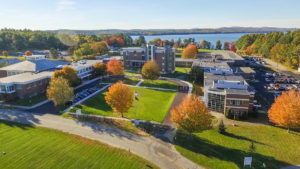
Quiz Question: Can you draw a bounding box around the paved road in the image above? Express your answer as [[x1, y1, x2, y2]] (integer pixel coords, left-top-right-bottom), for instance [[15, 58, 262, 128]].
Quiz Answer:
[[0, 109, 202, 169]]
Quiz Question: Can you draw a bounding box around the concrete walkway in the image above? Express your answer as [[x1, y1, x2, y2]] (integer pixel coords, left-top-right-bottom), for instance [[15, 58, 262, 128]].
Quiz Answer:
[[0, 110, 202, 169]]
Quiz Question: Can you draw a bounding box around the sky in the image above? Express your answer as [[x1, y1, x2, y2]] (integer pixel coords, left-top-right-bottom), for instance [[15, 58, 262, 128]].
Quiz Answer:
[[0, 0, 300, 30]]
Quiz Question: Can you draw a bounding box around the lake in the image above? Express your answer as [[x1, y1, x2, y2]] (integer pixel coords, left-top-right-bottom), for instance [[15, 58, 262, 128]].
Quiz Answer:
[[131, 33, 248, 47]]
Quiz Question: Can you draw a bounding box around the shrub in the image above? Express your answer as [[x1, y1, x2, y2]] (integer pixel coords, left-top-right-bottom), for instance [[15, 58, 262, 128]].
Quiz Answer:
[[218, 119, 226, 134], [225, 108, 232, 118]]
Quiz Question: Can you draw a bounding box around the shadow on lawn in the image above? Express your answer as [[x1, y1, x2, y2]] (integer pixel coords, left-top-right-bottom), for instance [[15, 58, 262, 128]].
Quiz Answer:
[[174, 130, 290, 169], [0, 110, 39, 129], [223, 132, 267, 146]]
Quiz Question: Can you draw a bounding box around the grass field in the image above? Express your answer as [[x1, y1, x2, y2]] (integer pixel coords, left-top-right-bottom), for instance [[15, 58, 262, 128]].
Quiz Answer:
[[162, 67, 191, 79], [102, 77, 140, 86], [0, 56, 26, 60], [141, 80, 177, 90], [11, 94, 48, 106], [0, 120, 158, 169], [71, 86, 176, 122], [175, 125, 300, 169]]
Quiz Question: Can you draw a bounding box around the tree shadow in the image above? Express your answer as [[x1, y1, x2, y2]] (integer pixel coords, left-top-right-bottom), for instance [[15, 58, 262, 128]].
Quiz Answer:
[[0, 110, 39, 129], [223, 132, 268, 146], [174, 131, 290, 169]]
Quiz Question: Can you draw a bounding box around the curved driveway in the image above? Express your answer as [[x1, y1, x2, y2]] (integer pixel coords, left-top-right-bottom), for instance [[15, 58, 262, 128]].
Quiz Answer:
[[0, 109, 202, 169]]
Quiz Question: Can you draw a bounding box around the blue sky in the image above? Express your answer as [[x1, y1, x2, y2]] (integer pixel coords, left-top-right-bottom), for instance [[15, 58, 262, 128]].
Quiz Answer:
[[0, 0, 299, 30]]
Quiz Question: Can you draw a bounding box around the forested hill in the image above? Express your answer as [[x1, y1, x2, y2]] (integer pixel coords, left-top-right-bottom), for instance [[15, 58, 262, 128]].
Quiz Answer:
[[48, 27, 297, 35]]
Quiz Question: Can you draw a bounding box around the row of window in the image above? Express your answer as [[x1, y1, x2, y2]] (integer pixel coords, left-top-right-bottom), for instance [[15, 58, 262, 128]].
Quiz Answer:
[[77, 66, 93, 74]]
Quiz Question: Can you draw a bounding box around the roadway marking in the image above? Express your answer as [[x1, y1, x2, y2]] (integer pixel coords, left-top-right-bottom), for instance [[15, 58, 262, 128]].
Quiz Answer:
[[158, 152, 186, 169]]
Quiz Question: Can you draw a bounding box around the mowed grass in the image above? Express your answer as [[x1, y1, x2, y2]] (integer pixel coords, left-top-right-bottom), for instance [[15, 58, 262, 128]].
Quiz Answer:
[[141, 80, 177, 90], [175, 125, 300, 169], [72, 87, 176, 122], [11, 94, 48, 106], [162, 67, 191, 79], [0, 120, 159, 169]]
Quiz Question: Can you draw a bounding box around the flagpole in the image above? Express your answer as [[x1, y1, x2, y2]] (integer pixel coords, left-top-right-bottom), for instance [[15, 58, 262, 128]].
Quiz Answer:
[[134, 90, 136, 119]]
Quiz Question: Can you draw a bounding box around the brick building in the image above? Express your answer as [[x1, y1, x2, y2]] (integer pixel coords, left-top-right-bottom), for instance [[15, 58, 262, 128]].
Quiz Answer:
[[121, 45, 175, 74]]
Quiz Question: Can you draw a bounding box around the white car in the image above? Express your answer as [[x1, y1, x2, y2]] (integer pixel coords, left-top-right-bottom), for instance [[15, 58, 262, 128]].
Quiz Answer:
[[265, 78, 271, 82]]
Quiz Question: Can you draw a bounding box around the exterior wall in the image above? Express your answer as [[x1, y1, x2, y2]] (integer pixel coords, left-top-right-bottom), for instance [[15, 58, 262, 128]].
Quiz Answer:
[[123, 46, 175, 74], [225, 93, 254, 114], [0, 70, 7, 78], [15, 78, 50, 99]]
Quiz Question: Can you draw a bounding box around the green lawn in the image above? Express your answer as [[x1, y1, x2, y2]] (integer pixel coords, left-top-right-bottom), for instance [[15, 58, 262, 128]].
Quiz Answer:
[[0, 56, 26, 60], [102, 77, 140, 86], [71, 87, 176, 122], [124, 71, 141, 76], [140, 80, 177, 90], [175, 125, 300, 169], [162, 67, 190, 79], [0, 120, 158, 169], [11, 94, 48, 106]]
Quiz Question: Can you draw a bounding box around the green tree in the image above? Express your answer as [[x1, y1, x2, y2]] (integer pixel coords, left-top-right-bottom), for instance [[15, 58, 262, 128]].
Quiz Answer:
[[218, 119, 226, 134], [134, 36, 146, 46], [216, 40, 222, 50], [189, 66, 204, 85], [49, 48, 59, 59]]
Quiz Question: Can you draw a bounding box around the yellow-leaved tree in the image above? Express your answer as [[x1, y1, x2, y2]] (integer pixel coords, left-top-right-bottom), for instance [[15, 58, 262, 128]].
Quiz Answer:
[[105, 81, 133, 117], [142, 60, 160, 80], [47, 77, 74, 106], [170, 94, 212, 133], [268, 89, 300, 132]]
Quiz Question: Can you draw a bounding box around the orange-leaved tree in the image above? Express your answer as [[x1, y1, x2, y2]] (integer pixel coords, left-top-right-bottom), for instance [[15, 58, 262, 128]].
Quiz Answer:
[[246, 43, 254, 55], [170, 94, 212, 133], [268, 89, 300, 132], [93, 62, 107, 77], [182, 44, 197, 59], [25, 50, 32, 56], [2, 50, 8, 58], [224, 41, 230, 50], [142, 60, 160, 80], [107, 58, 124, 76], [105, 81, 133, 117], [52, 66, 80, 87]]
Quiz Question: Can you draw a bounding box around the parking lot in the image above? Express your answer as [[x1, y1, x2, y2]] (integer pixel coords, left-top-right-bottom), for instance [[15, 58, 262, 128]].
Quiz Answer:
[[245, 57, 300, 108]]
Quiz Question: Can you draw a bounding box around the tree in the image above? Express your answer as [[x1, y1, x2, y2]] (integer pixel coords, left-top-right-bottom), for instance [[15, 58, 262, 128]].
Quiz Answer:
[[182, 44, 197, 59], [52, 66, 80, 87], [93, 62, 107, 77], [47, 77, 74, 106], [199, 40, 211, 49], [134, 36, 146, 46], [141, 60, 160, 80], [218, 119, 226, 134], [90, 41, 109, 55], [230, 45, 236, 52], [105, 81, 133, 117], [2, 50, 8, 58], [73, 43, 94, 60], [170, 95, 212, 133], [25, 50, 32, 56], [268, 89, 300, 132], [107, 58, 124, 76], [216, 40, 222, 50], [224, 41, 229, 50], [49, 48, 59, 59], [245, 44, 254, 55], [189, 66, 204, 85]]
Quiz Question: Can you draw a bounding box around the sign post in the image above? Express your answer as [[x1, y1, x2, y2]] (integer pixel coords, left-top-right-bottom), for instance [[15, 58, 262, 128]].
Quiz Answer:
[[244, 157, 252, 168]]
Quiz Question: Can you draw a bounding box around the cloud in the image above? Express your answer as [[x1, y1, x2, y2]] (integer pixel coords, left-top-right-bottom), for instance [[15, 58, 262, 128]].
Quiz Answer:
[[56, 0, 76, 11]]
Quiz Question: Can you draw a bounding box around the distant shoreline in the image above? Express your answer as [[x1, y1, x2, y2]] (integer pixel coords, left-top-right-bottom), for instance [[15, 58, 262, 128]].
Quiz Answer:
[[129, 32, 265, 36]]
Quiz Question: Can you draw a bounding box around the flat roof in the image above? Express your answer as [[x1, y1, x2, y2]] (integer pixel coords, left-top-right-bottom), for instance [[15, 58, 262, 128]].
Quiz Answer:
[[211, 51, 244, 61], [0, 71, 53, 84], [204, 72, 245, 87], [70, 60, 102, 69], [192, 59, 231, 70]]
